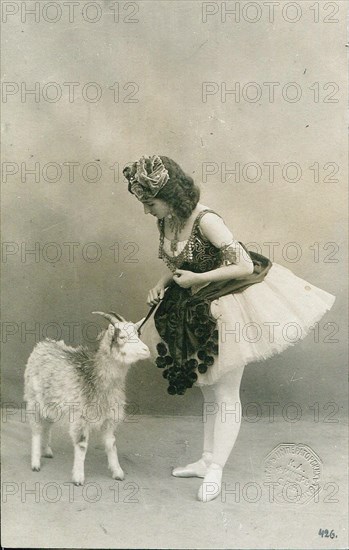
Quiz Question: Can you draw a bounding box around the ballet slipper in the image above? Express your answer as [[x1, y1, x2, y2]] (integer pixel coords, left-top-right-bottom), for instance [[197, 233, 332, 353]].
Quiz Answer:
[[197, 463, 223, 502], [172, 451, 212, 478]]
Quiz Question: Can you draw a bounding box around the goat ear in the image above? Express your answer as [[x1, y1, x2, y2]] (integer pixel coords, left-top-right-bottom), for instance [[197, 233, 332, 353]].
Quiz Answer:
[[96, 330, 104, 341], [107, 324, 115, 336], [108, 324, 121, 339], [134, 317, 145, 330]]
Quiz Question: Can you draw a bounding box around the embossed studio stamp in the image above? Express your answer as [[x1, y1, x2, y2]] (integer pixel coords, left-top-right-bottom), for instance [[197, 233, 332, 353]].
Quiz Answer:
[[264, 443, 322, 504]]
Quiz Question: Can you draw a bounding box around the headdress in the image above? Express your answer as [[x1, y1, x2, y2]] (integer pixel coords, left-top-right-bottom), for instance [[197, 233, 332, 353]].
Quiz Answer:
[[123, 155, 170, 201]]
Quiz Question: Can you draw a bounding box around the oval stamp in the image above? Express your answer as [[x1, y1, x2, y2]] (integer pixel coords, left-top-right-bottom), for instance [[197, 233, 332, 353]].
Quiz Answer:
[[264, 443, 322, 504]]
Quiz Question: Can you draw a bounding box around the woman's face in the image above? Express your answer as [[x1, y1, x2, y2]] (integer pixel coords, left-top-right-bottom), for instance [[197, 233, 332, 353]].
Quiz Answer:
[[141, 198, 171, 219]]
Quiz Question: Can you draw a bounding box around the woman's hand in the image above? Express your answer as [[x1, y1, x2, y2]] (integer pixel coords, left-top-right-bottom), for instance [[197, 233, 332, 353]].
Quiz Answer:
[[173, 269, 202, 289], [147, 284, 166, 307]]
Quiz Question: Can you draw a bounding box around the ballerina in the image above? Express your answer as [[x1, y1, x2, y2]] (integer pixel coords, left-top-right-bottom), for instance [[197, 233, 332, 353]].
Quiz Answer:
[[123, 155, 336, 503]]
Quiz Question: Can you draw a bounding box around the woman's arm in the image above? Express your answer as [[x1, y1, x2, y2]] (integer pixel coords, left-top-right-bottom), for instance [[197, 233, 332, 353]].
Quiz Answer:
[[196, 213, 254, 284], [156, 269, 173, 288], [147, 269, 173, 306], [197, 262, 253, 284], [146, 222, 174, 305]]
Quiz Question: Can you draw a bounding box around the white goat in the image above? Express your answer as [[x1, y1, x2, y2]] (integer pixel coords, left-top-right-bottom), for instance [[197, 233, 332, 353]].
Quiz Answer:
[[24, 311, 150, 485]]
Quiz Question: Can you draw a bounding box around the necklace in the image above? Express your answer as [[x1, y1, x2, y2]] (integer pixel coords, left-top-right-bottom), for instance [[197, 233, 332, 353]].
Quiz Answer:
[[167, 214, 186, 252], [170, 231, 179, 253]]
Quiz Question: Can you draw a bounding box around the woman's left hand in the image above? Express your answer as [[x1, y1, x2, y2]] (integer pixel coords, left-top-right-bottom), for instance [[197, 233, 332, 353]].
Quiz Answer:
[[173, 269, 202, 289]]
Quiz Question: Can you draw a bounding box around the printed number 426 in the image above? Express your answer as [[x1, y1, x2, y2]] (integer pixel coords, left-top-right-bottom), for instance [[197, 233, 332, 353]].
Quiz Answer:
[[318, 529, 337, 539]]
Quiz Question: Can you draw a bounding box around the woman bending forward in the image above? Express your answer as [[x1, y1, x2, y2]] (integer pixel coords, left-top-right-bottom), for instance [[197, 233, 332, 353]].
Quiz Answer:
[[123, 155, 336, 503]]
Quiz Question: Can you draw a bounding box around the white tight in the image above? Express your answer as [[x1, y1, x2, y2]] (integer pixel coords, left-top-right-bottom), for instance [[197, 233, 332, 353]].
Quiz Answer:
[[199, 366, 245, 468]]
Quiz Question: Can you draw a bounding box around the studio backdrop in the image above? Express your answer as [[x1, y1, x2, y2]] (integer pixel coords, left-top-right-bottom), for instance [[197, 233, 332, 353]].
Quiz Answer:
[[1, 1, 347, 416]]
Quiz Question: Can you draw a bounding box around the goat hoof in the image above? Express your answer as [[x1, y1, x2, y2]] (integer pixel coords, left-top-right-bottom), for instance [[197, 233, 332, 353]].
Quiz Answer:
[[32, 465, 40, 472], [72, 473, 85, 486], [112, 469, 125, 481]]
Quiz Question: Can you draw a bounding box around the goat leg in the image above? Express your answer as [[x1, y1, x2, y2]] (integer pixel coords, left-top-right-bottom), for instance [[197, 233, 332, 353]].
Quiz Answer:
[[31, 422, 42, 471], [102, 421, 125, 480], [42, 419, 54, 458], [70, 422, 89, 485], [26, 400, 42, 471]]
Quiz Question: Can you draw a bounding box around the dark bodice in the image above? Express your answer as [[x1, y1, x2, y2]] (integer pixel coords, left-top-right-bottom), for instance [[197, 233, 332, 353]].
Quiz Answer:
[[158, 209, 224, 273]]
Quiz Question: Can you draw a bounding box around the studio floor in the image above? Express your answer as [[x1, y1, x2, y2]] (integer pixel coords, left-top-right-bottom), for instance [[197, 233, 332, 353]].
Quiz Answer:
[[1, 411, 348, 549]]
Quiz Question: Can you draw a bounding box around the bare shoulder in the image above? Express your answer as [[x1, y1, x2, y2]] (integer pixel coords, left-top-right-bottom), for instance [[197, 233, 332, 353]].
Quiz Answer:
[[200, 210, 224, 224], [196, 204, 222, 221], [198, 209, 235, 247], [199, 207, 226, 230]]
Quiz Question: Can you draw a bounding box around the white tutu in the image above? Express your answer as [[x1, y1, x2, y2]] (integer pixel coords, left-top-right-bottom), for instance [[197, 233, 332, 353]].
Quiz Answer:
[[139, 263, 336, 386]]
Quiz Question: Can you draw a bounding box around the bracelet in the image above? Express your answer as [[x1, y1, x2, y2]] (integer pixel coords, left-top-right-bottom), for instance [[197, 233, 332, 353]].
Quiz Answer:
[[220, 240, 238, 266]]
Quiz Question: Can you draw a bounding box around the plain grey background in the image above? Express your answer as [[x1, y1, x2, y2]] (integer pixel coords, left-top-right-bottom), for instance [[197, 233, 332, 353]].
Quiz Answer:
[[1, 0, 347, 417]]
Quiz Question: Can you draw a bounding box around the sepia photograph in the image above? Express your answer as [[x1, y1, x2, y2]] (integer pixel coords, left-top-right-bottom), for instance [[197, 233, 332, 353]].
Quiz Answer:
[[1, 0, 348, 548]]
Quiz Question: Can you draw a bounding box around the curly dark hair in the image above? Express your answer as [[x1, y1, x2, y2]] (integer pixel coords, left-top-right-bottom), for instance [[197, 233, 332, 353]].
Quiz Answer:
[[124, 156, 200, 220]]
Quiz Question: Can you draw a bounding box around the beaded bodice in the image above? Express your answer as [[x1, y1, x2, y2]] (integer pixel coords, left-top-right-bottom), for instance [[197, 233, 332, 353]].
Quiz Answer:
[[158, 209, 224, 273]]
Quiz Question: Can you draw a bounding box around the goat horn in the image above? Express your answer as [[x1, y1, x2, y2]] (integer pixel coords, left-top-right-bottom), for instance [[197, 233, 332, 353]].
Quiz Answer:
[[108, 311, 127, 323], [92, 311, 120, 326]]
